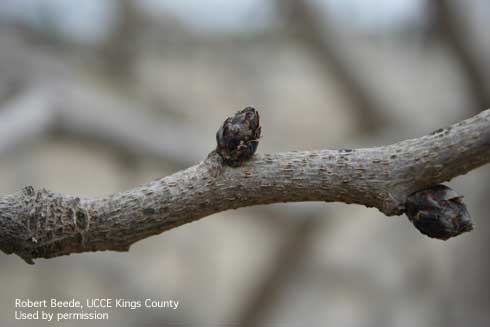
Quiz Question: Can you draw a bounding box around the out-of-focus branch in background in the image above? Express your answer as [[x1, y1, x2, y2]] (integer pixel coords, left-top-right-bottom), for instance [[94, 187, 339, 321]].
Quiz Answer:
[[428, 0, 490, 114], [99, 0, 142, 82], [277, 0, 391, 133], [236, 213, 325, 326], [0, 85, 204, 167]]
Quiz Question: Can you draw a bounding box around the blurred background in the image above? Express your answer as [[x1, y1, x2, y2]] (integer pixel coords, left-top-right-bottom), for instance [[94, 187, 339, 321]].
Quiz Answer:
[[1, 0, 490, 326]]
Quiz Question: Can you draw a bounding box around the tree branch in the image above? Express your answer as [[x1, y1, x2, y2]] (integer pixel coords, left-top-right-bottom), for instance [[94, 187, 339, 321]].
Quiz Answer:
[[1, 108, 490, 264]]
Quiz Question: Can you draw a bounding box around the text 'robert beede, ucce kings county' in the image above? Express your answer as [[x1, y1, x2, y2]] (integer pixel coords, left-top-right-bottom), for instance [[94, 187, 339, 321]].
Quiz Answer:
[[15, 298, 180, 310]]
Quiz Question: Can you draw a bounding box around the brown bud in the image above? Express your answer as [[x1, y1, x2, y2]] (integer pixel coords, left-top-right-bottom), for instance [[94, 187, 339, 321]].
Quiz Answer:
[[405, 185, 473, 240], [216, 107, 261, 167]]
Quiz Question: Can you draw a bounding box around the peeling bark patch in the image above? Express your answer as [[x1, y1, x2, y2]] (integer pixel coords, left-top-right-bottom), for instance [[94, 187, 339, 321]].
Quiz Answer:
[[75, 209, 88, 230], [143, 208, 156, 215], [55, 227, 63, 236], [23, 186, 35, 197], [28, 215, 37, 234]]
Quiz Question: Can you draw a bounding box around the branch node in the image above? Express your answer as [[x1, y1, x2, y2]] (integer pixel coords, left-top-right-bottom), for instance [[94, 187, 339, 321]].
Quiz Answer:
[[216, 107, 261, 167], [405, 185, 473, 240]]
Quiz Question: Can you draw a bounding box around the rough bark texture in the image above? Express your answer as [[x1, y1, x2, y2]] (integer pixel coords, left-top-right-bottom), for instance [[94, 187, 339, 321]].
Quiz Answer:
[[1, 109, 490, 264]]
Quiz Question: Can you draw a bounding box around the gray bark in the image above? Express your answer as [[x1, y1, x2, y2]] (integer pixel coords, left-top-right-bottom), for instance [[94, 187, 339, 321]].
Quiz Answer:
[[1, 109, 490, 264]]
